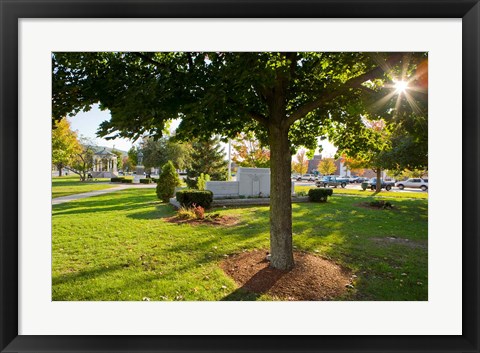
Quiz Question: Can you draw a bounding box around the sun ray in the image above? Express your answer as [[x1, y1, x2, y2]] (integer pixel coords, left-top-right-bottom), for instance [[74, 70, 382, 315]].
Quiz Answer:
[[404, 91, 423, 115]]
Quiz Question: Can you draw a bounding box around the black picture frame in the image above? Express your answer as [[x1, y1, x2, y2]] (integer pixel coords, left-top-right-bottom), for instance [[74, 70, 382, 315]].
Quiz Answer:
[[1, 1, 478, 352]]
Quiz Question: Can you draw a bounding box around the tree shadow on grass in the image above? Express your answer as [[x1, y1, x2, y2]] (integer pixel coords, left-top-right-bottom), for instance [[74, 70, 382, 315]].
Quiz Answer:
[[52, 263, 126, 286], [126, 205, 177, 220], [52, 196, 174, 217], [221, 266, 287, 301]]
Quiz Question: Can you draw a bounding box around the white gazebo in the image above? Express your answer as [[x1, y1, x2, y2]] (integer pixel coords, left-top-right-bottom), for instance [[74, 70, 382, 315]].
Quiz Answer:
[[91, 148, 118, 178]]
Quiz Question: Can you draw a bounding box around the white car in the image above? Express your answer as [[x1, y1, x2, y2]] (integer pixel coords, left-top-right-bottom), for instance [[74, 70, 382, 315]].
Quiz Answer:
[[297, 174, 317, 182], [395, 178, 428, 191]]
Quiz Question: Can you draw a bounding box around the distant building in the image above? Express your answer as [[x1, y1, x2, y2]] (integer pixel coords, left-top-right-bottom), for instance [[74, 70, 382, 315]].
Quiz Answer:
[[307, 154, 322, 173]]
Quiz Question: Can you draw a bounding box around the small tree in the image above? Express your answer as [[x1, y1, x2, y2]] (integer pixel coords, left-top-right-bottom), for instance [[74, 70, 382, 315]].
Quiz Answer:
[[156, 161, 181, 202], [291, 149, 309, 175], [318, 158, 337, 176], [197, 173, 211, 191], [65, 137, 95, 181]]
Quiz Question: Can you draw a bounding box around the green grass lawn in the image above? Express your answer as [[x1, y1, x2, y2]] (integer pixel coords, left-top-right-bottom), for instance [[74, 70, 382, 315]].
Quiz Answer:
[[52, 188, 428, 301], [52, 175, 120, 198], [295, 185, 428, 199]]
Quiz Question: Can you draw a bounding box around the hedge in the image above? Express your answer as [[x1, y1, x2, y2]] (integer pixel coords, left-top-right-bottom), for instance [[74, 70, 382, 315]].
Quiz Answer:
[[176, 189, 213, 209], [308, 188, 333, 202], [121, 179, 133, 184], [111, 177, 125, 182], [139, 178, 152, 184]]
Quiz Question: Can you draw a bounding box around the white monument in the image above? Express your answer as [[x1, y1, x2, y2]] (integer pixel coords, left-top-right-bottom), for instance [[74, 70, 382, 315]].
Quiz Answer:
[[206, 167, 294, 199]]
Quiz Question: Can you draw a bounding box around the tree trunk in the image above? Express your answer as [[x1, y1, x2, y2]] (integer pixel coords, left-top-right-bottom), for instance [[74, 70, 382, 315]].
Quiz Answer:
[[268, 125, 294, 270], [376, 168, 382, 192], [57, 163, 63, 176]]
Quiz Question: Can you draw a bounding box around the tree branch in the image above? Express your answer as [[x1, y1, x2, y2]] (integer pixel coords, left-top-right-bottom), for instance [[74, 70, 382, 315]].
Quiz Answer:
[[285, 53, 404, 127], [248, 111, 269, 127], [132, 52, 165, 69]]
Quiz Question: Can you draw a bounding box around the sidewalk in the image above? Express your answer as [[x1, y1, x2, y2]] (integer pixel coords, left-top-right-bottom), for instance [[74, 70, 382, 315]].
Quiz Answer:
[[52, 183, 156, 205]]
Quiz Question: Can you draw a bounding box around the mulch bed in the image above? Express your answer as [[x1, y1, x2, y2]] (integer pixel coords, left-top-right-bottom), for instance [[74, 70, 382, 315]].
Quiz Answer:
[[220, 249, 354, 300], [164, 215, 240, 226]]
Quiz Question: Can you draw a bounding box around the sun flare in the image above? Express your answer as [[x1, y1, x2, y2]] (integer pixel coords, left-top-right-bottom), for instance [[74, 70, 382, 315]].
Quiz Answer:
[[394, 80, 409, 93]]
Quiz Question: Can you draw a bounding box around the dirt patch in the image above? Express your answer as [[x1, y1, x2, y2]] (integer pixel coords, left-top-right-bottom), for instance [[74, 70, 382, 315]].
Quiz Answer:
[[164, 215, 240, 227], [355, 201, 397, 210], [220, 250, 354, 300], [371, 237, 427, 249]]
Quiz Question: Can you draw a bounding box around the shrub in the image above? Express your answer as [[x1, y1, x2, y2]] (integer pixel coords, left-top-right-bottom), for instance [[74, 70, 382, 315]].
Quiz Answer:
[[308, 188, 333, 202], [111, 177, 125, 182], [177, 206, 197, 220], [176, 204, 206, 220], [151, 177, 159, 183], [193, 204, 205, 219], [156, 161, 181, 202], [140, 178, 152, 184], [121, 179, 133, 184], [197, 173, 211, 191], [176, 189, 213, 209]]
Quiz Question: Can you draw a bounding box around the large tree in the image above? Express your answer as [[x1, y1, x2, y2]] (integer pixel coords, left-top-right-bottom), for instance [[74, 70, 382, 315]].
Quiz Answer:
[[52, 118, 81, 176], [53, 52, 422, 270], [141, 136, 192, 170]]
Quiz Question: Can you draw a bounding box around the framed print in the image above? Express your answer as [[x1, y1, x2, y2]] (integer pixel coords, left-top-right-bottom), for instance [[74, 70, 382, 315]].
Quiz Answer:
[[1, 0, 479, 352]]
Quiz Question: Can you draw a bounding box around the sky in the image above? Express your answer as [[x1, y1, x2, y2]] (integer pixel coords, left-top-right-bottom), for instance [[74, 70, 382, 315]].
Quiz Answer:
[[68, 104, 136, 152], [68, 104, 337, 157]]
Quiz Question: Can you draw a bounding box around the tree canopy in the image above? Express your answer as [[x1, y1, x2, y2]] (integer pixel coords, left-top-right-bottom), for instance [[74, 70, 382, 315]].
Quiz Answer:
[[53, 51, 426, 270]]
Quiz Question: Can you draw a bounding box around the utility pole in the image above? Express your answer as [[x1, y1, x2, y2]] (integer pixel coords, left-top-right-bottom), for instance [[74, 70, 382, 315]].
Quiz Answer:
[[227, 139, 232, 180]]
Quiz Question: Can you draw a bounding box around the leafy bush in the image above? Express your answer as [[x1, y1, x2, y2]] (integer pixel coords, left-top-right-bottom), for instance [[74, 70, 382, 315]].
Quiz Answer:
[[197, 173, 211, 191], [151, 177, 159, 183], [193, 204, 205, 219], [121, 179, 133, 184], [140, 178, 152, 184], [176, 189, 213, 209], [156, 161, 181, 202], [308, 188, 333, 202], [111, 177, 125, 182]]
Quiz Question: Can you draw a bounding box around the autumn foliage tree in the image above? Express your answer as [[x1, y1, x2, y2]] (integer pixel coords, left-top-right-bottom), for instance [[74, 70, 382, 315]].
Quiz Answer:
[[231, 132, 270, 168], [53, 51, 420, 270], [52, 118, 81, 176], [318, 158, 337, 176], [291, 149, 309, 175]]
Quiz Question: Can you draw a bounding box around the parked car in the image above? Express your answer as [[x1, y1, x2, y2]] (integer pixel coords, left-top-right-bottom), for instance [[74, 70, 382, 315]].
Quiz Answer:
[[297, 174, 317, 182], [348, 176, 360, 183], [356, 177, 369, 183], [316, 175, 348, 188], [395, 178, 428, 191], [369, 177, 395, 191]]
